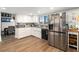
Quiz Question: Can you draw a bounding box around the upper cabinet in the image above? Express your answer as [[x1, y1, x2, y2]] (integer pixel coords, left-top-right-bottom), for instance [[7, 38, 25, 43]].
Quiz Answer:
[[32, 16, 39, 23], [16, 15, 30, 23], [1, 12, 12, 17], [16, 15, 39, 23], [1, 12, 15, 22]]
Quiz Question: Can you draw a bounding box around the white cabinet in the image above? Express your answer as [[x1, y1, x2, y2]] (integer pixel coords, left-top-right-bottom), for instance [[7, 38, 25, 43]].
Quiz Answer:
[[31, 27, 41, 39], [16, 15, 27, 23], [25, 28, 31, 36], [15, 27, 41, 39], [16, 15, 39, 23], [35, 31, 41, 39], [15, 28, 27, 39], [16, 15, 33, 23], [32, 16, 39, 23]]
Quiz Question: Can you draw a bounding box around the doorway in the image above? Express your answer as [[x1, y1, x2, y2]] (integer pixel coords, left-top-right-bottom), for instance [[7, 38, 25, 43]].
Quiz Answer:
[[1, 12, 15, 41]]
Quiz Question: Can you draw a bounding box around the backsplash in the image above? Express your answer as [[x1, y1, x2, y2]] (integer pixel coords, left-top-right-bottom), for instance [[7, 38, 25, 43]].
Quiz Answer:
[[16, 23, 40, 28]]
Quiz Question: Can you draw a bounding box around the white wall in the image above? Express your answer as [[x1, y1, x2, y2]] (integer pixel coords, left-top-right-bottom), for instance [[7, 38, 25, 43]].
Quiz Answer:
[[1, 20, 15, 31], [66, 8, 79, 29]]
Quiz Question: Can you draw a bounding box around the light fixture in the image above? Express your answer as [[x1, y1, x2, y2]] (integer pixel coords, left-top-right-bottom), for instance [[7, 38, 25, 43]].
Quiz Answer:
[[1, 7, 6, 10], [50, 7, 54, 10]]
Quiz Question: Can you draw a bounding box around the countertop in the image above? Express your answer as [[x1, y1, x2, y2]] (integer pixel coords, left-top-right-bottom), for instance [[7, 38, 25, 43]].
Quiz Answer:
[[49, 30, 66, 33], [16, 26, 41, 28], [16, 27, 41, 29], [68, 29, 79, 33], [49, 29, 79, 33]]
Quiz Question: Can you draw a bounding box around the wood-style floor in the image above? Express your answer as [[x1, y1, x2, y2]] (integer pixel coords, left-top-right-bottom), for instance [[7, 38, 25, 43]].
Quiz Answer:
[[0, 36, 62, 52]]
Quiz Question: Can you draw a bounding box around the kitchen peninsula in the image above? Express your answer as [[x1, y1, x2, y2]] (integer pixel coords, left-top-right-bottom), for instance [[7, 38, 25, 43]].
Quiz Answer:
[[15, 23, 41, 39]]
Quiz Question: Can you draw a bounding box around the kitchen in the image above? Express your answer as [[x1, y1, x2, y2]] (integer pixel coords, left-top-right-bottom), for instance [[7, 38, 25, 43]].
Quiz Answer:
[[0, 7, 79, 52]]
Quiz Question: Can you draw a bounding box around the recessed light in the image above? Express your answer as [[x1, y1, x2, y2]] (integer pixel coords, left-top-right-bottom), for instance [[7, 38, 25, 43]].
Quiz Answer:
[[1, 7, 6, 10], [50, 7, 54, 10]]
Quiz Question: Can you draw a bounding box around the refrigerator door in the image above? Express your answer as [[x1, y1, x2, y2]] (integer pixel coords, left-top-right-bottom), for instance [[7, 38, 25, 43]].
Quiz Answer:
[[54, 32, 60, 49], [54, 14, 60, 31], [60, 33, 67, 51], [51, 14, 55, 31], [60, 12, 67, 32], [48, 32, 55, 46]]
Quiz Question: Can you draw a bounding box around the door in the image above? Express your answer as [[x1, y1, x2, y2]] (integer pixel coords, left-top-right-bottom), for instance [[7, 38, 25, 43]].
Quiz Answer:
[[54, 32, 60, 49], [48, 32, 55, 46]]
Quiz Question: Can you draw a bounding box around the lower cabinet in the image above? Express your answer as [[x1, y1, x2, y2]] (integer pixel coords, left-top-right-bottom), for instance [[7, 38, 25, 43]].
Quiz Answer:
[[25, 28, 31, 36], [32, 28, 41, 39], [15, 28, 41, 39], [15, 28, 26, 39], [34, 31, 41, 39]]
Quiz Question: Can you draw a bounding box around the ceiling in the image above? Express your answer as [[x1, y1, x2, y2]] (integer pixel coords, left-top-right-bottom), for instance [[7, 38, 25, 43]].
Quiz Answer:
[[0, 7, 78, 15]]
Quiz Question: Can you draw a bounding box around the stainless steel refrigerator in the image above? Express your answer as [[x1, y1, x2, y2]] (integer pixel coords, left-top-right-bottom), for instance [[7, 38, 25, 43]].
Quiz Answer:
[[48, 12, 68, 51]]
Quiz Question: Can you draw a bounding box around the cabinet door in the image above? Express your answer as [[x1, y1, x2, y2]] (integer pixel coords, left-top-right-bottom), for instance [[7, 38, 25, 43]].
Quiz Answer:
[[60, 33, 67, 51], [48, 32, 55, 46], [54, 32, 60, 49], [32, 16, 39, 23], [26, 28, 32, 36], [35, 31, 41, 39]]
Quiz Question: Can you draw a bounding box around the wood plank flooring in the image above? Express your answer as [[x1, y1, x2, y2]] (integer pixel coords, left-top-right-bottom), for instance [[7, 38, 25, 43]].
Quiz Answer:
[[0, 36, 62, 52]]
